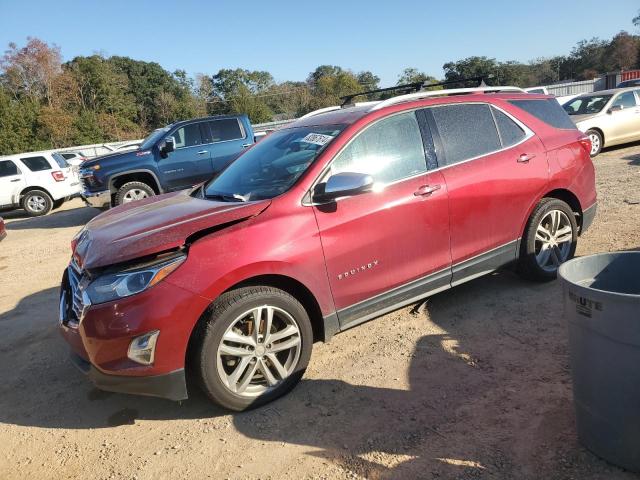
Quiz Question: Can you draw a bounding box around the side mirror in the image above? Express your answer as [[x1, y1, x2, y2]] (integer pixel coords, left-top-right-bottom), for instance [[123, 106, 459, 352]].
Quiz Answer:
[[607, 105, 623, 114], [160, 136, 175, 157], [312, 172, 374, 203]]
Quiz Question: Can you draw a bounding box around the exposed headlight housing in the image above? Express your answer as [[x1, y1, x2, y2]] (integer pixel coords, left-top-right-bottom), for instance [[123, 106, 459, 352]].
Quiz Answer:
[[86, 254, 186, 304]]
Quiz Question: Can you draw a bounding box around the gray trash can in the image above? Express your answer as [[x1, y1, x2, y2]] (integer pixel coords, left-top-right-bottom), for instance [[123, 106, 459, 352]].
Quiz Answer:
[[559, 252, 640, 471]]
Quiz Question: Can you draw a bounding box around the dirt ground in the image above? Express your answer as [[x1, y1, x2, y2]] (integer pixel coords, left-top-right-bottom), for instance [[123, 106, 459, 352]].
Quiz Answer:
[[1, 143, 639, 480]]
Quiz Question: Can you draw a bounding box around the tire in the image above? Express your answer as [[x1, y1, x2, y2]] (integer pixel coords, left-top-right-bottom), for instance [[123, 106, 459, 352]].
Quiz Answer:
[[52, 199, 64, 210], [586, 129, 602, 157], [518, 198, 578, 281], [22, 190, 53, 217], [193, 286, 313, 411], [114, 181, 155, 206]]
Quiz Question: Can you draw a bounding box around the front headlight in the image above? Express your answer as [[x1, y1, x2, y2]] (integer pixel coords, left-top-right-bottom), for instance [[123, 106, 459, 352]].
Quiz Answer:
[[86, 254, 186, 304]]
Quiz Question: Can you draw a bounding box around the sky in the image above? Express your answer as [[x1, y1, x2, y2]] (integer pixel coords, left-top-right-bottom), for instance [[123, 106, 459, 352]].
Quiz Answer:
[[0, 0, 638, 86]]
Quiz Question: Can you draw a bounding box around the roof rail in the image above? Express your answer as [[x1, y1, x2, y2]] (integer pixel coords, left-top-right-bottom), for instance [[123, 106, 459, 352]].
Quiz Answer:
[[368, 86, 526, 111], [299, 101, 378, 120], [339, 76, 492, 106]]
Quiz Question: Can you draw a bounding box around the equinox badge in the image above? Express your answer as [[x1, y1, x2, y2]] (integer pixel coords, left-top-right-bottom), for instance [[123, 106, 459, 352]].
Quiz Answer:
[[338, 260, 379, 280]]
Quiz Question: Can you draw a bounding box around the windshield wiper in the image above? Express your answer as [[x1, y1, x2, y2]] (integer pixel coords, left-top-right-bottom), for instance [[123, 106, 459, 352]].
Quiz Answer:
[[204, 192, 248, 202]]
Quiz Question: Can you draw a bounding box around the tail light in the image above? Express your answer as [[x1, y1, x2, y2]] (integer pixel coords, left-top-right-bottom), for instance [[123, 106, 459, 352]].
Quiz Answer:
[[578, 134, 592, 156], [51, 171, 65, 182]]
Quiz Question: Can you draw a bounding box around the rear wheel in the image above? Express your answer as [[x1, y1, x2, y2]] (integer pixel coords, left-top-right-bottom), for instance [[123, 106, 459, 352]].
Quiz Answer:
[[115, 181, 155, 206], [586, 129, 602, 157], [193, 286, 313, 411], [22, 190, 53, 217], [518, 198, 577, 281]]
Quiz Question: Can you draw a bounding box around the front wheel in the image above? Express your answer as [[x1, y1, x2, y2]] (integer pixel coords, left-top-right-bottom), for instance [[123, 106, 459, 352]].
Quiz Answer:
[[115, 181, 155, 206], [518, 198, 578, 281], [586, 129, 602, 157], [193, 286, 313, 411]]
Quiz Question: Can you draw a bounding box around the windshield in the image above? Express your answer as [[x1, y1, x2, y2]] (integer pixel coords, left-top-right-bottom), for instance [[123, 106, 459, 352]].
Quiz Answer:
[[139, 127, 171, 150], [203, 124, 344, 201], [563, 95, 612, 115]]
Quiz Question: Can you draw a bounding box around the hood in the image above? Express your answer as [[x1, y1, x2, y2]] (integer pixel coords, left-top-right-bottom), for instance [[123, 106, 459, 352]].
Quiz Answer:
[[74, 189, 271, 270], [570, 113, 600, 125], [81, 149, 142, 168]]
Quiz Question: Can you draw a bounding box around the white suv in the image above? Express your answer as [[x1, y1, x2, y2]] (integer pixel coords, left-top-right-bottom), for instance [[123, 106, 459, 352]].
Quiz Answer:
[[0, 152, 82, 216]]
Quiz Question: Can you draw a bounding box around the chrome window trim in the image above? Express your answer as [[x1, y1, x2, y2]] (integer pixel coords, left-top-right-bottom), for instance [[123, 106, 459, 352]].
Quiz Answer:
[[302, 102, 535, 207], [169, 118, 247, 151]]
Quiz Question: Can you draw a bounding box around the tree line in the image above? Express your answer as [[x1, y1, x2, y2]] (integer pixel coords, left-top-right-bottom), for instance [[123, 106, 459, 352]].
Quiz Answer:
[[1, 17, 639, 156]]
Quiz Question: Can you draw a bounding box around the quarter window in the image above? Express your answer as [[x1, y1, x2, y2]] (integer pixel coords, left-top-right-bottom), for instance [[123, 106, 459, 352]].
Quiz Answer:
[[173, 123, 203, 148], [328, 111, 427, 184], [509, 99, 575, 129], [0, 160, 19, 177], [431, 104, 501, 165], [21, 156, 52, 172], [209, 119, 244, 142], [611, 92, 637, 109], [491, 107, 526, 148]]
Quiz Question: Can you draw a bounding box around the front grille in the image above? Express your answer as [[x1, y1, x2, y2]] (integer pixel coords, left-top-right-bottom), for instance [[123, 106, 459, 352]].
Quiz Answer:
[[64, 259, 87, 326]]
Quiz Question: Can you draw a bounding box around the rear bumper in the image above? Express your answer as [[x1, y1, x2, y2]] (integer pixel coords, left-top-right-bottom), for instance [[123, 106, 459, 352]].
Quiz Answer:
[[581, 202, 597, 234], [70, 352, 188, 401], [82, 189, 110, 209]]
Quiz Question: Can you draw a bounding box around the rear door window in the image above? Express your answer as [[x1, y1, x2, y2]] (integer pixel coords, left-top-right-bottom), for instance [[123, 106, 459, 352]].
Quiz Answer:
[[21, 156, 52, 172], [430, 103, 501, 165], [491, 107, 527, 148], [209, 119, 244, 142], [0, 160, 19, 177], [509, 99, 575, 129], [611, 92, 637, 109]]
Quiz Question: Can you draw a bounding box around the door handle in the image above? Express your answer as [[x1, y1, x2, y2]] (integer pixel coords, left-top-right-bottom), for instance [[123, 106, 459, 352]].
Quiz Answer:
[[517, 153, 535, 163], [10, 179, 21, 182], [197, 150, 208, 155], [242, 143, 252, 148], [414, 184, 441, 196]]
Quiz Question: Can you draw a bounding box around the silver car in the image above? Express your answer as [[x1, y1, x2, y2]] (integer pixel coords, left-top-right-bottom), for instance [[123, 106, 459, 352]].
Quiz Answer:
[[563, 87, 640, 156]]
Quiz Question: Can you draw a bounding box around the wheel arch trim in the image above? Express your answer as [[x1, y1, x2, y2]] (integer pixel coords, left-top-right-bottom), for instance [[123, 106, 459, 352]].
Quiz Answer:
[[108, 170, 163, 194]]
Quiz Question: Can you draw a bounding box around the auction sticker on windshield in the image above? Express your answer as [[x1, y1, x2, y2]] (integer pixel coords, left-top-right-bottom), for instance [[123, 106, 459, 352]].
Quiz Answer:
[[301, 133, 334, 146]]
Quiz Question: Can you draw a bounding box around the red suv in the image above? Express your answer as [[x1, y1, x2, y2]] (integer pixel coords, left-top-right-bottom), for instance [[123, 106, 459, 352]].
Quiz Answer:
[[59, 88, 596, 410]]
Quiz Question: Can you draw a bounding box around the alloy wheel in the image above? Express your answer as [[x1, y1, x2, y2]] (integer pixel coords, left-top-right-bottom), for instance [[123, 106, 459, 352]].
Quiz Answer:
[[122, 189, 149, 203], [27, 195, 47, 213], [589, 133, 600, 156], [216, 305, 302, 398], [534, 210, 573, 272]]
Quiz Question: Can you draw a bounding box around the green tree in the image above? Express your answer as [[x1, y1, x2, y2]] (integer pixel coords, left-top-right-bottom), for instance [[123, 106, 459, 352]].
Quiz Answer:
[[356, 71, 380, 90], [443, 56, 501, 86], [604, 31, 639, 71], [397, 67, 437, 85], [305, 65, 363, 108], [0, 89, 43, 154], [207, 68, 274, 122]]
